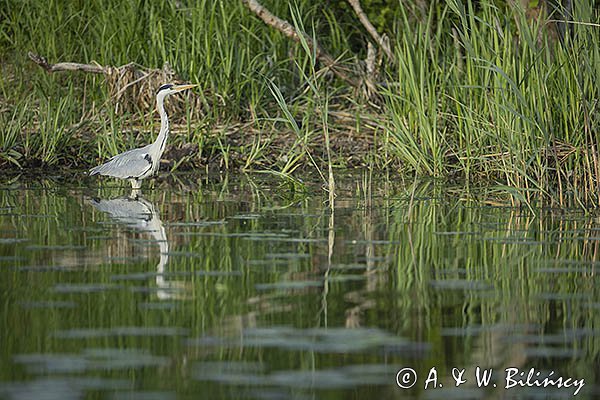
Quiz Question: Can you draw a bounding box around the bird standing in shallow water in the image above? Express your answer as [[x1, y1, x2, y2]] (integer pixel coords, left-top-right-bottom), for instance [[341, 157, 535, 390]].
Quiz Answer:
[[90, 83, 197, 190]]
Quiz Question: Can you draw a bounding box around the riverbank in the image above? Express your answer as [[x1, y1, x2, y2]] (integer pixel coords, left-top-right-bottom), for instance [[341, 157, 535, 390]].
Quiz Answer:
[[1, 0, 599, 207]]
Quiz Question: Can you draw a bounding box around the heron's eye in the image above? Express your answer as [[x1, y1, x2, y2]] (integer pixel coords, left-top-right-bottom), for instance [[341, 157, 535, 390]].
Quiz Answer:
[[156, 84, 173, 94]]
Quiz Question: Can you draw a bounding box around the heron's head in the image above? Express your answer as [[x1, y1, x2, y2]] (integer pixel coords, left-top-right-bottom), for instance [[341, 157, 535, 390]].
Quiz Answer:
[[156, 83, 198, 98]]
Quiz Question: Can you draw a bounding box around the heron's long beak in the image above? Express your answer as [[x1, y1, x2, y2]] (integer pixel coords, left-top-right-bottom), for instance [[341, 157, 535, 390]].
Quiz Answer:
[[172, 84, 198, 92]]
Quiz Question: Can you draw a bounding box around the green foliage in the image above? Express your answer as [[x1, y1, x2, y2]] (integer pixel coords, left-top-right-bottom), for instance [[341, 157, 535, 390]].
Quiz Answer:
[[359, 0, 400, 32], [383, 0, 600, 206], [0, 0, 599, 206]]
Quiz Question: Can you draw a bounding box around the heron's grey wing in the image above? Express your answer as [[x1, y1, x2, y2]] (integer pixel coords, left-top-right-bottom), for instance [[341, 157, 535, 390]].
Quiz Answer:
[[89, 145, 153, 179]]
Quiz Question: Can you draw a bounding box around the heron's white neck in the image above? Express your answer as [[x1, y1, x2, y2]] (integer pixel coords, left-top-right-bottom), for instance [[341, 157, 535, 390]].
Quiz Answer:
[[152, 94, 169, 157]]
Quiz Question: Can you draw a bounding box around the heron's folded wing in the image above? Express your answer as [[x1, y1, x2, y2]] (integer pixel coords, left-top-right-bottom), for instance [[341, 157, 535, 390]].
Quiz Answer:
[[89, 147, 153, 179]]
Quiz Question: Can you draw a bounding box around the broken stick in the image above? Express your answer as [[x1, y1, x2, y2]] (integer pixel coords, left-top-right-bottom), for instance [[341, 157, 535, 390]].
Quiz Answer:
[[346, 0, 395, 63], [241, 0, 361, 88], [28, 52, 108, 74]]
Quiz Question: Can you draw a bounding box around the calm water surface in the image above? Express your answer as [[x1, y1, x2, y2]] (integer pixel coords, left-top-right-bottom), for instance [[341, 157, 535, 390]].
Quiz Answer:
[[0, 173, 599, 399]]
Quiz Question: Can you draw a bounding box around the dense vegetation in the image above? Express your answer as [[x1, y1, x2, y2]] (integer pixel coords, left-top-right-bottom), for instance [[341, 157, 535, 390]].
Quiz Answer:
[[1, 0, 599, 207]]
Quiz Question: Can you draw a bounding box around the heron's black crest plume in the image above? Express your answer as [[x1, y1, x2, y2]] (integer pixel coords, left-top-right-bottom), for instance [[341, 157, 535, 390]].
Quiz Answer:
[[157, 84, 173, 93]]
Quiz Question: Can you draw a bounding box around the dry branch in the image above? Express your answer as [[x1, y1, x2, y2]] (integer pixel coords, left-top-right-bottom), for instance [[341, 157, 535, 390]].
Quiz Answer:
[[346, 0, 395, 63], [363, 42, 380, 101], [241, 0, 361, 88], [27, 52, 202, 118], [28, 52, 107, 74]]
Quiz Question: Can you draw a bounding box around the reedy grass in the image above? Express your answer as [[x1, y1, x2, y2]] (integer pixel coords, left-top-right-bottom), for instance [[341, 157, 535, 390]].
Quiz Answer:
[[383, 0, 600, 206], [0, 0, 599, 206]]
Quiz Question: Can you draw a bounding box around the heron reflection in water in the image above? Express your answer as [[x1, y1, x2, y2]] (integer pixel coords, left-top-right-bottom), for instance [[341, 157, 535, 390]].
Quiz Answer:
[[89, 193, 187, 299]]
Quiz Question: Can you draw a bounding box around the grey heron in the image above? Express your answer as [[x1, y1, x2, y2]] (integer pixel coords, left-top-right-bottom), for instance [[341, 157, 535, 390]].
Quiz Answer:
[[90, 83, 197, 190]]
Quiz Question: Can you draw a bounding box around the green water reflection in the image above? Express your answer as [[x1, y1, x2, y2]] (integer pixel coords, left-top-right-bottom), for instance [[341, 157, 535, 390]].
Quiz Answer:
[[0, 174, 599, 399]]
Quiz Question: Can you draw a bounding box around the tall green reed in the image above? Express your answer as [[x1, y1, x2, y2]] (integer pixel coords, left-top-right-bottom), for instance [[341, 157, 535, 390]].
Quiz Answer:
[[264, 2, 348, 202], [382, 0, 600, 206], [382, 3, 449, 177]]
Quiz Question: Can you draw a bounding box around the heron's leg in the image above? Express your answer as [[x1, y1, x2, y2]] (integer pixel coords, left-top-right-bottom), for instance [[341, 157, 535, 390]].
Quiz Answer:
[[130, 179, 142, 190], [128, 188, 142, 200]]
